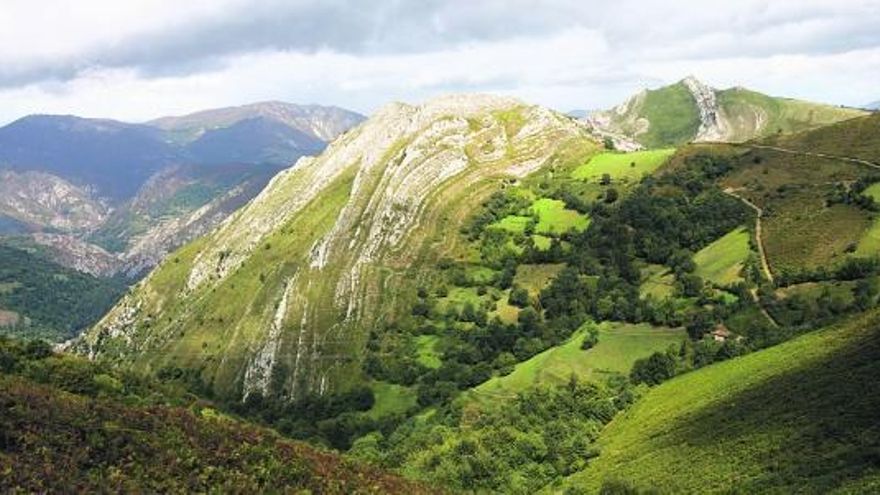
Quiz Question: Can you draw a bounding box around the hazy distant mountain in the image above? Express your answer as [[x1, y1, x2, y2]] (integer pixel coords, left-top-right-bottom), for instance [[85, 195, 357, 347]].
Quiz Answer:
[[0, 115, 177, 202], [0, 103, 363, 270], [864, 100, 880, 110], [149, 101, 365, 144]]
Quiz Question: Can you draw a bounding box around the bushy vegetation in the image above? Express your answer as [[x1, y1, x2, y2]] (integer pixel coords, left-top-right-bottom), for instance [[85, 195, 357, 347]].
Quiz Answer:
[[359, 377, 636, 494], [0, 337, 426, 493]]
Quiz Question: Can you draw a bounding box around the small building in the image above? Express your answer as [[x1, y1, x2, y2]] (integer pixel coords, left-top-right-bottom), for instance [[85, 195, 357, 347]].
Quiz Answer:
[[711, 324, 732, 342]]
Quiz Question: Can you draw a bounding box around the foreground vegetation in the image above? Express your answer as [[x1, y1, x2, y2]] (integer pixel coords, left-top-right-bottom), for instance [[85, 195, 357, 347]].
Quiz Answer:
[[556, 309, 880, 493], [0, 337, 428, 493]]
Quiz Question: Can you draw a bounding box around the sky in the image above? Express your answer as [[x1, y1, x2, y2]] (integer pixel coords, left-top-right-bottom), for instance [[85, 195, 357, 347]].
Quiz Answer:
[[0, 0, 878, 124]]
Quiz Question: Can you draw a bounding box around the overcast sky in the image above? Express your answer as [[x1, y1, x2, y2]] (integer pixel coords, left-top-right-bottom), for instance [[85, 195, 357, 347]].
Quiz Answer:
[[0, 0, 878, 124]]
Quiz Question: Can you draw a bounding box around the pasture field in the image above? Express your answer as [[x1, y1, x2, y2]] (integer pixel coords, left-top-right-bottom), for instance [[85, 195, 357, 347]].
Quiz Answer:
[[464, 321, 684, 408], [366, 382, 418, 419], [529, 198, 589, 235], [572, 148, 676, 183], [693, 226, 750, 286]]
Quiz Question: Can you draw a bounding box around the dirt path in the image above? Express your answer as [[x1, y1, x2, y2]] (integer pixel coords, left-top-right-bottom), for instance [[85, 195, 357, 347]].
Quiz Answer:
[[724, 188, 774, 284], [750, 144, 880, 171], [723, 188, 780, 328]]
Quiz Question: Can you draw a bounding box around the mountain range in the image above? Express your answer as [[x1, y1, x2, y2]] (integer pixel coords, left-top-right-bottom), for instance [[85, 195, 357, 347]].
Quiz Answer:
[[0, 102, 363, 276], [3, 79, 880, 492], [0, 101, 364, 339]]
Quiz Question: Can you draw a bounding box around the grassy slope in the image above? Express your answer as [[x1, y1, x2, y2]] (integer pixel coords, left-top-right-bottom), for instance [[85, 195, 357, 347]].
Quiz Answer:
[[636, 83, 702, 148], [714, 144, 872, 274], [718, 89, 867, 142], [367, 381, 418, 419], [572, 149, 676, 183], [768, 112, 880, 162], [530, 198, 590, 235], [556, 310, 880, 494], [0, 375, 427, 493], [463, 322, 684, 408], [693, 226, 750, 286]]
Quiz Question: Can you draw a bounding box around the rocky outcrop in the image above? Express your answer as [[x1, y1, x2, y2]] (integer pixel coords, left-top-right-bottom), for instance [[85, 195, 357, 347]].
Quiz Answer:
[[0, 170, 108, 232], [682, 76, 730, 142]]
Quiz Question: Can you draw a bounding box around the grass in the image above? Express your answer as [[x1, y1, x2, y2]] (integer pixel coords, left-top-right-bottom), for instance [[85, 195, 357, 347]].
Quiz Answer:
[[862, 182, 880, 202], [719, 145, 874, 274], [532, 234, 552, 251], [856, 215, 880, 256], [639, 264, 675, 299], [488, 215, 531, 234], [366, 381, 418, 419], [529, 198, 589, 235], [513, 263, 564, 297], [693, 226, 751, 286], [414, 335, 442, 369], [464, 322, 684, 408], [556, 310, 880, 494], [636, 82, 702, 148], [571, 149, 676, 183]]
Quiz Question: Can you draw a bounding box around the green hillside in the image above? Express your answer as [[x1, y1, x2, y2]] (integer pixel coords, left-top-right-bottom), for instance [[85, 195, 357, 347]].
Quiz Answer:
[[554, 309, 880, 494], [0, 245, 125, 341], [591, 78, 866, 148], [0, 337, 428, 493]]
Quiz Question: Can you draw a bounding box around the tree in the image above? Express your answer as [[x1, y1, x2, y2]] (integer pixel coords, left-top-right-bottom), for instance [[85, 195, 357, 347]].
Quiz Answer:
[[508, 285, 530, 308], [604, 187, 619, 203], [600, 173, 612, 186], [603, 137, 615, 150], [630, 351, 677, 385]]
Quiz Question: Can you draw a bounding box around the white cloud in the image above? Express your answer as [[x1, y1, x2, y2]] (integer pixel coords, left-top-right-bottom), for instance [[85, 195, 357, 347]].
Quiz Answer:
[[0, 0, 877, 123]]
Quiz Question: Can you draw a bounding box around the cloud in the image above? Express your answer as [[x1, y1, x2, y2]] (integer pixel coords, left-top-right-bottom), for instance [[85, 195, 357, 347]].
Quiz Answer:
[[0, 0, 877, 122]]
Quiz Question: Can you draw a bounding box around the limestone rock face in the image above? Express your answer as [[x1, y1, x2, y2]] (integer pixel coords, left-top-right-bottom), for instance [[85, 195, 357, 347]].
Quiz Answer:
[[74, 94, 595, 402], [682, 76, 730, 142]]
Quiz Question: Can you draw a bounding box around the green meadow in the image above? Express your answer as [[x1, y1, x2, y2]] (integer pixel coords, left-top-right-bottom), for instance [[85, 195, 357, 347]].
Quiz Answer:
[[572, 148, 676, 183], [464, 321, 684, 407], [693, 226, 751, 286]]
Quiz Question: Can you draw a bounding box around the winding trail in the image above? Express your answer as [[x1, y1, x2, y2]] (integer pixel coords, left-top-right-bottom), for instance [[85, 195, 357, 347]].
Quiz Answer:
[[723, 187, 779, 328], [749, 144, 880, 171]]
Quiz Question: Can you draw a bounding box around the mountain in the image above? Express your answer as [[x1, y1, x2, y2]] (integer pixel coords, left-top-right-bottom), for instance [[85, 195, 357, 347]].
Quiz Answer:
[[71, 97, 880, 492], [149, 101, 366, 145], [0, 115, 177, 202], [74, 94, 597, 401], [0, 102, 364, 340], [586, 76, 868, 148], [864, 100, 880, 110]]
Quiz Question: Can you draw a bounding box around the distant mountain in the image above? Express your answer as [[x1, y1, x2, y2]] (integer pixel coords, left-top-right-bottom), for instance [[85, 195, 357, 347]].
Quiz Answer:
[[566, 109, 589, 119], [0, 102, 364, 341], [864, 100, 880, 110], [586, 76, 868, 148], [0, 115, 177, 202], [149, 101, 365, 144]]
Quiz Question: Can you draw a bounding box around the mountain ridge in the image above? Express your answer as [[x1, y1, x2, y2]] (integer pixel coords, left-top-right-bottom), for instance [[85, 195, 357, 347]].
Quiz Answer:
[[585, 77, 867, 148]]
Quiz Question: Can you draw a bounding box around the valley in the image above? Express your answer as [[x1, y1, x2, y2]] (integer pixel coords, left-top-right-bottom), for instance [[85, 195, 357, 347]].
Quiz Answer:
[[4, 83, 880, 493]]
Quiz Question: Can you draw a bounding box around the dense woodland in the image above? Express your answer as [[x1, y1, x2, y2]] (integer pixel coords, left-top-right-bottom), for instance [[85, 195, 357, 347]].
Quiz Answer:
[[0, 245, 126, 341]]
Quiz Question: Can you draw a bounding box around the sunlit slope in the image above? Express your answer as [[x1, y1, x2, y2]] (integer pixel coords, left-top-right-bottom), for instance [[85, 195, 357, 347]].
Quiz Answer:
[[553, 310, 880, 494], [74, 95, 597, 402]]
